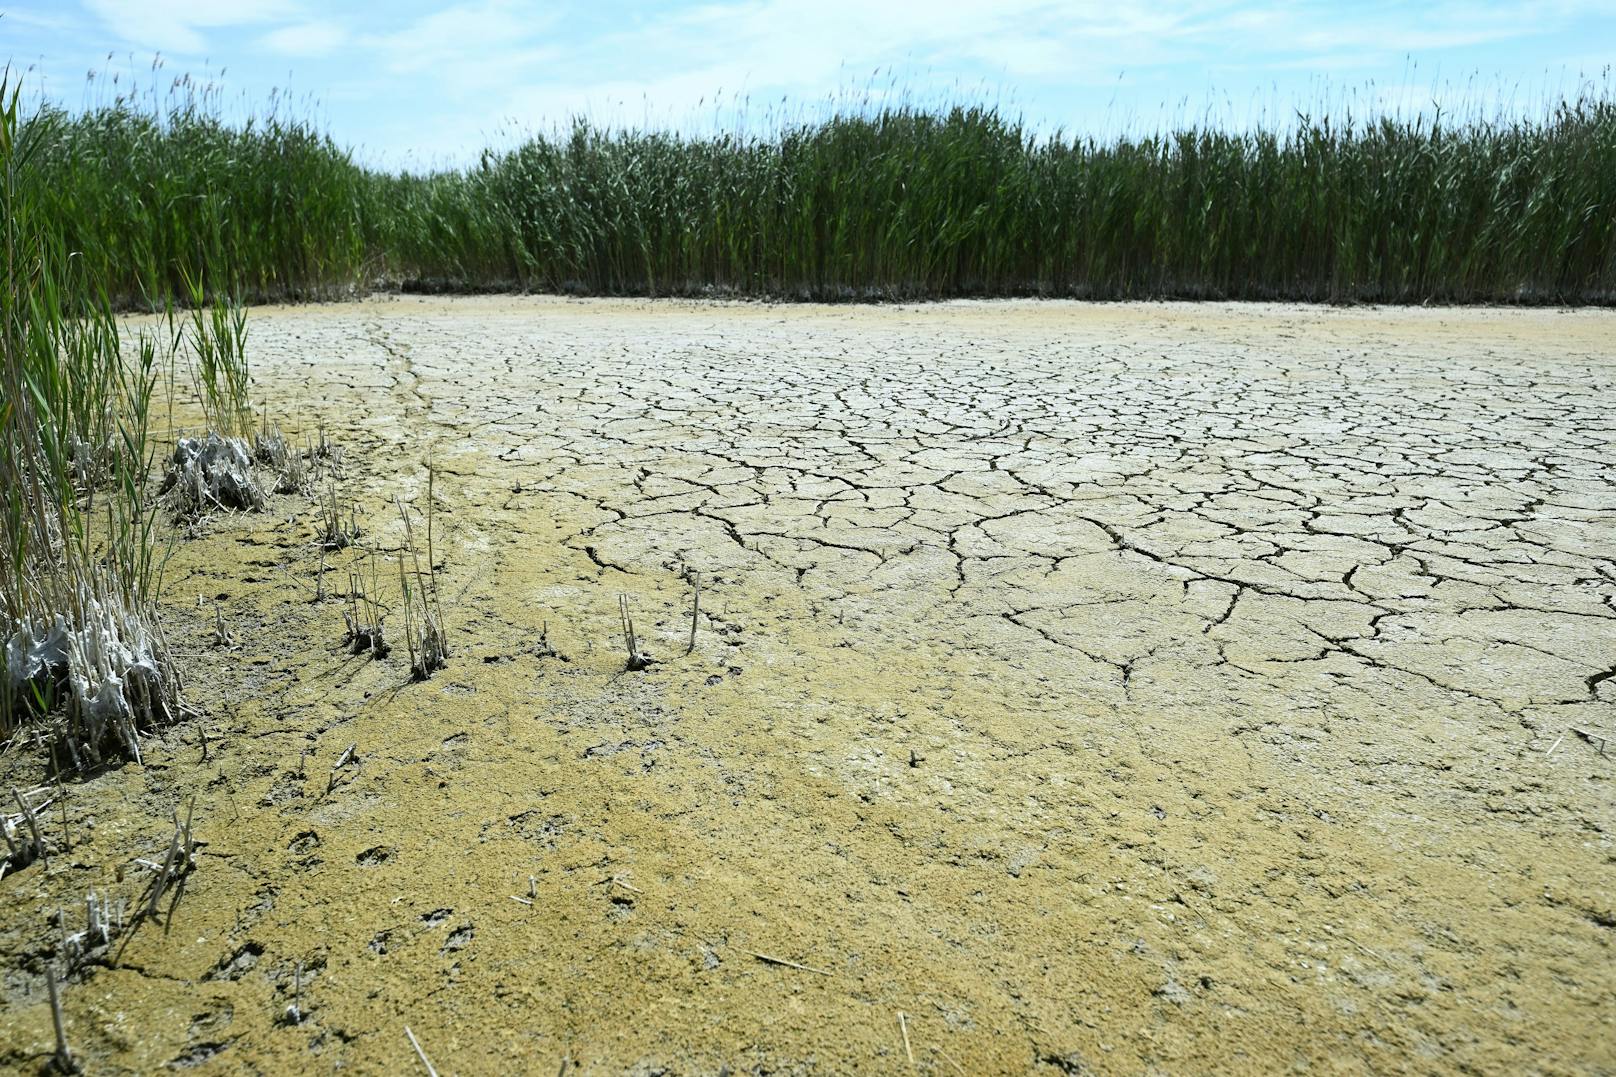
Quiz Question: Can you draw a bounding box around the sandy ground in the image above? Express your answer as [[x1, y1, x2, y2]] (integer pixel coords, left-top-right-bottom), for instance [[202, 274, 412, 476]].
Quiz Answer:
[[2, 297, 1613, 1075]]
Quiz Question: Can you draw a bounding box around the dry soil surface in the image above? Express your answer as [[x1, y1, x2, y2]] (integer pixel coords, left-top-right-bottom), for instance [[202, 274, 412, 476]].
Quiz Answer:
[[2, 297, 1613, 1075]]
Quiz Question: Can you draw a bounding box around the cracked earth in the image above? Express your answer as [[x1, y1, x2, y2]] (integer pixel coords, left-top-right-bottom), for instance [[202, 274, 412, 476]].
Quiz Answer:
[[2, 297, 1613, 1074]]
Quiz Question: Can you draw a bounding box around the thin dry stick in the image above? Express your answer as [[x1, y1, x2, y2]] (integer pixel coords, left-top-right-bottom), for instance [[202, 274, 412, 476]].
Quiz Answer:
[[425, 463, 444, 629], [404, 1025, 439, 1077], [396, 554, 418, 673], [618, 594, 647, 670], [936, 1046, 967, 1076], [1572, 727, 1608, 756], [46, 965, 73, 1073], [898, 1011, 914, 1065], [13, 788, 46, 868], [748, 951, 830, 975], [686, 570, 700, 655]]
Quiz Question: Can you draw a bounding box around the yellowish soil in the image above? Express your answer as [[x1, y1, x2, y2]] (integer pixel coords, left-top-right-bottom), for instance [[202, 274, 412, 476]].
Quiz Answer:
[[2, 297, 1613, 1075]]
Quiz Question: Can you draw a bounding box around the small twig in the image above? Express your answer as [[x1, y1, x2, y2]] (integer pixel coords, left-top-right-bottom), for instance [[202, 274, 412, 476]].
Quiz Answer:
[[898, 1011, 914, 1064], [936, 1046, 967, 1076], [509, 895, 533, 906], [748, 951, 830, 975], [1545, 733, 1565, 756], [404, 1025, 439, 1077]]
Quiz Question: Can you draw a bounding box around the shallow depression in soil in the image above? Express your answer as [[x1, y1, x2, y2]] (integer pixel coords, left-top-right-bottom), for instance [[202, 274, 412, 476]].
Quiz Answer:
[[3, 297, 1613, 1075]]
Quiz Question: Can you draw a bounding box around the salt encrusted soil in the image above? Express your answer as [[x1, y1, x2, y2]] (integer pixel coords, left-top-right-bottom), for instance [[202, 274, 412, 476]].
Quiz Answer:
[[2, 297, 1612, 1074]]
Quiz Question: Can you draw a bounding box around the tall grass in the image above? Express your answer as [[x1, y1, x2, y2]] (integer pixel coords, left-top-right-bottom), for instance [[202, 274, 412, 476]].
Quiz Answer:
[[26, 77, 369, 304], [1, 74, 178, 767], [14, 76, 1616, 303]]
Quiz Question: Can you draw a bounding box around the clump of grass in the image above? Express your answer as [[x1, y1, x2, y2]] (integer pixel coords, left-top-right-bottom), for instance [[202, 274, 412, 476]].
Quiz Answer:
[[0, 72, 180, 769], [342, 547, 389, 658], [395, 468, 448, 681], [317, 483, 360, 550], [181, 269, 252, 440], [161, 274, 268, 515]]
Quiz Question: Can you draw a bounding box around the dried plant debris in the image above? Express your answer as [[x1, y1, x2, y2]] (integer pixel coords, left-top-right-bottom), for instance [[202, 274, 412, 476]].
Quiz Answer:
[[318, 486, 361, 550], [342, 612, 388, 658], [163, 433, 267, 515], [254, 420, 314, 496], [137, 799, 200, 923], [2, 786, 53, 880], [618, 595, 653, 671], [61, 889, 129, 967], [4, 591, 181, 771], [396, 471, 450, 681], [343, 550, 390, 658]]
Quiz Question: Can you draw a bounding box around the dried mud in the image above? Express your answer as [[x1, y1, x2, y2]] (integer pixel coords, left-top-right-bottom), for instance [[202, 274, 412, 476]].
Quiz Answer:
[[2, 297, 1613, 1075]]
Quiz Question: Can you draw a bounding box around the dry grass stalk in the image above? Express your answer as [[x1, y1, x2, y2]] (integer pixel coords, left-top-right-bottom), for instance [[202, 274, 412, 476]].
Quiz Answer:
[[142, 798, 198, 921], [618, 595, 651, 671], [748, 950, 830, 975], [395, 466, 448, 681], [686, 570, 700, 655], [3, 786, 53, 878], [405, 1025, 439, 1077], [63, 888, 124, 962], [343, 548, 389, 658], [317, 484, 360, 550], [46, 965, 77, 1074]]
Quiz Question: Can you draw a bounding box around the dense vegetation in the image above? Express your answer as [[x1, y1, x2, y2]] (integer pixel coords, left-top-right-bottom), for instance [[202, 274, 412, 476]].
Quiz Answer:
[[1, 74, 179, 764], [19, 81, 1616, 304]]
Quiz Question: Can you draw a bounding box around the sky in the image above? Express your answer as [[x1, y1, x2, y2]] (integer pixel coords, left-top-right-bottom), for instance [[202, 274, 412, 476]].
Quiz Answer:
[[3, 1, 1613, 167]]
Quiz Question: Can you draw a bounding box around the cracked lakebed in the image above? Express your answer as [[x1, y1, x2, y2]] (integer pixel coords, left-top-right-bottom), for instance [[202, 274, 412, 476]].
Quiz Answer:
[[2, 296, 1613, 1074]]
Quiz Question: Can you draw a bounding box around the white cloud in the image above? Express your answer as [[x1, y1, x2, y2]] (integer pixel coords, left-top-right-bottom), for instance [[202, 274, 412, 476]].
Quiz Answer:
[[83, 0, 296, 55], [359, 1, 562, 78], [261, 19, 347, 58], [27, 0, 1611, 163]]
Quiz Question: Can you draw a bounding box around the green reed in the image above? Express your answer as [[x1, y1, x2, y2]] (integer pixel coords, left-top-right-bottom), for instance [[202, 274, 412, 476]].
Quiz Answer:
[[15, 76, 1616, 304], [2, 72, 178, 763]]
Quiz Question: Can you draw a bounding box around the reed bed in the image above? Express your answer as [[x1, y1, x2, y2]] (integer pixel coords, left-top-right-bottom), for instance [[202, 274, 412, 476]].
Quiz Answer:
[[15, 78, 1616, 305]]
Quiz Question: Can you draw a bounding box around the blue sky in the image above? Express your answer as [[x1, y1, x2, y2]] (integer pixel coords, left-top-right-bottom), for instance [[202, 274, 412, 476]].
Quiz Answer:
[[3, 1, 1613, 167]]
